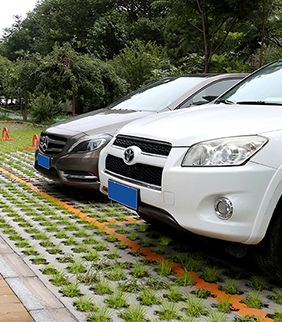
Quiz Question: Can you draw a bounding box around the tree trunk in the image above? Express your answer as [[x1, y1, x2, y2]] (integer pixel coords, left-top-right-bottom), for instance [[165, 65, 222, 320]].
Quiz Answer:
[[197, 0, 211, 72], [71, 95, 76, 116], [21, 103, 27, 121], [259, 1, 268, 67]]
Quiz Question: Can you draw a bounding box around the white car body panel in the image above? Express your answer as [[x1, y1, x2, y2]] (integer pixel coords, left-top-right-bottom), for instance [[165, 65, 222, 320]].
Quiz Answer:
[[99, 103, 282, 245], [120, 105, 282, 147]]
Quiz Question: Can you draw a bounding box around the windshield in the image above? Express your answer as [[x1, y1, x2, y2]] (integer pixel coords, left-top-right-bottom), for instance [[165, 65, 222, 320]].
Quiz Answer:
[[216, 60, 282, 105], [111, 77, 205, 112]]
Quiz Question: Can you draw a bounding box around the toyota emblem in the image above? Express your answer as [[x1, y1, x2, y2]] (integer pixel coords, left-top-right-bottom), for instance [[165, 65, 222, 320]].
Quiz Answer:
[[124, 147, 135, 164]]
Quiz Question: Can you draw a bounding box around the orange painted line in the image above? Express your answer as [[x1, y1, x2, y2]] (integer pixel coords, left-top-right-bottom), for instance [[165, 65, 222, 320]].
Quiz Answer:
[[0, 166, 273, 321]]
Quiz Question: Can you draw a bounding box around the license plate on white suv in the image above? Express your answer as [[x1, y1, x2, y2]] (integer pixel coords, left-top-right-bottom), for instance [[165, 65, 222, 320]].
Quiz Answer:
[[108, 180, 138, 210]]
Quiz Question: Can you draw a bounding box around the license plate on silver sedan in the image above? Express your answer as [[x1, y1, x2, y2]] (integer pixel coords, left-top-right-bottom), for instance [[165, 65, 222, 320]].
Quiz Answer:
[[37, 153, 51, 170]]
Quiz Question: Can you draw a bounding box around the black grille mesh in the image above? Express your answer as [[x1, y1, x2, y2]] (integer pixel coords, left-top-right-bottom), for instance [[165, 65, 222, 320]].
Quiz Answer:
[[113, 135, 171, 156], [105, 155, 163, 187]]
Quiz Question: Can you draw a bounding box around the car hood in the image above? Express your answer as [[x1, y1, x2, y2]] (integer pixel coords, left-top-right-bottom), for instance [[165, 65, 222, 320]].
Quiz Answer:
[[118, 104, 282, 146], [46, 108, 152, 137]]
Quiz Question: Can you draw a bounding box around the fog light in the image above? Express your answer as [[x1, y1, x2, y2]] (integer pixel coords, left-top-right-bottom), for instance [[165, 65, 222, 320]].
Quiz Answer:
[[215, 197, 233, 220]]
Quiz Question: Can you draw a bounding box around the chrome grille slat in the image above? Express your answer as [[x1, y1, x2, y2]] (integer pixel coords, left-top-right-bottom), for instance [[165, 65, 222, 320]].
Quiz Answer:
[[39, 133, 67, 155], [48, 138, 66, 145], [45, 148, 63, 153]]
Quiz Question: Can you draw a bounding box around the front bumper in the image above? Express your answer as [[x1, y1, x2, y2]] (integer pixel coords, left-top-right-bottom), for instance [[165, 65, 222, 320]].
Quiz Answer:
[[100, 147, 276, 244], [34, 149, 100, 189]]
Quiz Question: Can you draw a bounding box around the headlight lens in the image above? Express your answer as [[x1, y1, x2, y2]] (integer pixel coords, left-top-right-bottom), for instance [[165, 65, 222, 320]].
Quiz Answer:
[[69, 135, 111, 153], [182, 136, 267, 166]]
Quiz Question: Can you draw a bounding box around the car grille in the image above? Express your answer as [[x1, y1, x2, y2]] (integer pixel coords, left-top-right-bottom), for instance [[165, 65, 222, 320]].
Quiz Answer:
[[105, 154, 163, 187], [113, 135, 172, 157], [39, 133, 67, 155]]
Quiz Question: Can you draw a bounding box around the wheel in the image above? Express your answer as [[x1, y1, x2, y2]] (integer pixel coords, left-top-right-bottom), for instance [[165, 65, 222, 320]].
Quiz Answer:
[[255, 212, 282, 283]]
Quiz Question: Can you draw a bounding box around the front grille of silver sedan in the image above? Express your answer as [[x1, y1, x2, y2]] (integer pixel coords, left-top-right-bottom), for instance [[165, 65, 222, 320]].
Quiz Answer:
[[39, 133, 67, 155]]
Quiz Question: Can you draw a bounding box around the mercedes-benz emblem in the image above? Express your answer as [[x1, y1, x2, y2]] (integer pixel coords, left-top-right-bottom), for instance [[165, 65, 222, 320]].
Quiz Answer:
[[124, 147, 135, 164], [40, 136, 49, 152]]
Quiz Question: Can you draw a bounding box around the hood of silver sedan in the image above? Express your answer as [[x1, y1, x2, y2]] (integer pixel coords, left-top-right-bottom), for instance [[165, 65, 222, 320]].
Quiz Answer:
[[46, 108, 152, 137]]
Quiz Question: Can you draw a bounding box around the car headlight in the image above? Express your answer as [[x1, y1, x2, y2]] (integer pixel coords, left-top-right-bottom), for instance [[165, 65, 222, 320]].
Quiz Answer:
[[68, 135, 111, 154], [182, 135, 268, 167]]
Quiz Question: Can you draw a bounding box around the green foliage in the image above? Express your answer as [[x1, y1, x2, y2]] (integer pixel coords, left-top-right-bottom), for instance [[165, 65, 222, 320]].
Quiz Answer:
[[202, 266, 219, 282], [1, 0, 163, 60], [73, 296, 97, 312], [61, 282, 81, 297], [0, 56, 13, 98], [36, 43, 127, 115], [185, 296, 208, 317], [119, 304, 147, 322], [272, 312, 282, 322], [195, 288, 211, 299], [30, 94, 62, 124], [217, 297, 232, 313], [110, 39, 176, 91], [157, 301, 179, 320], [244, 291, 262, 308], [221, 279, 241, 294], [207, 310, 228, 322], [105, 291, 128, 308], [139, 288, 160, 305], [0, 0, 281, 122], [269, 288, 282, 304]]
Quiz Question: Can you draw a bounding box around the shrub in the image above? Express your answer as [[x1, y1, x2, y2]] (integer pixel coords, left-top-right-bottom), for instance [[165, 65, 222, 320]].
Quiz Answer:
[[30, 94, 63, 123]]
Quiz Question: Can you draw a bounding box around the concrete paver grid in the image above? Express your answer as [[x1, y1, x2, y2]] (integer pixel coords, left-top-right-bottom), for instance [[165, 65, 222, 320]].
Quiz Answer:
[[0, 150, 281, 321]]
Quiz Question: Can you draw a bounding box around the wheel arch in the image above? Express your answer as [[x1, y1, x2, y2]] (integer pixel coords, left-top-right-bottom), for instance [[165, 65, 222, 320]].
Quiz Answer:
[[247, 168, 282, 244]]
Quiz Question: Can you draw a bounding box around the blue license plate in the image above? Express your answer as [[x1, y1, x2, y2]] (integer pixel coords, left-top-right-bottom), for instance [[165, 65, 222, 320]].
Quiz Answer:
[[108, 180, 138, 210], [37, 153, 51, 170]]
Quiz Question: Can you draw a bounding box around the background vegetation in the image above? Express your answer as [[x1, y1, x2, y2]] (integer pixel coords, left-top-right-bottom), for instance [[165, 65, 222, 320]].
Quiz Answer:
[[0, 0, 281, 122]]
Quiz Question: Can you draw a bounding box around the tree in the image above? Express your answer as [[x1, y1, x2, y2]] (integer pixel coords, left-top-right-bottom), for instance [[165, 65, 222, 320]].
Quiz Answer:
[[155, 0, 268, 72], [0, 0, 164, 60], [10, 54, 42, 121], [110, 40, 176, 91], [0, 56, 14, 101], [36, 43, 126, 115]]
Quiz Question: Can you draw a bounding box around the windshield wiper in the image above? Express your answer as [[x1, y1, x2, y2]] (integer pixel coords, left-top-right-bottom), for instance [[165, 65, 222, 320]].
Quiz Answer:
[[236, 100, 282, 106], [216, 98, 234, 104]]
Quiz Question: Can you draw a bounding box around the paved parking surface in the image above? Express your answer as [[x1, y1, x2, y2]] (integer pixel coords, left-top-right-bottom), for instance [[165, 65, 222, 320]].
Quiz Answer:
[[0, 150, 282, 321], [0, 273, 33, 322]]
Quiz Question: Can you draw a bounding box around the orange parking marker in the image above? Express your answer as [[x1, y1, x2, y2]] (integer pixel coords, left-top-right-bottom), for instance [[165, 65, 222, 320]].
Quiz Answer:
[[24, 134, 39, 151], [0, 127, 14, 141]]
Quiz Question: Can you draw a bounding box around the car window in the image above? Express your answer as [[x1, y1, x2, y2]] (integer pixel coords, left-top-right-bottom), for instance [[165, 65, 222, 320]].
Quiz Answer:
[[180, 78, 241, 108], [111, 77, 205, 112], [217, 60, 282, 105]]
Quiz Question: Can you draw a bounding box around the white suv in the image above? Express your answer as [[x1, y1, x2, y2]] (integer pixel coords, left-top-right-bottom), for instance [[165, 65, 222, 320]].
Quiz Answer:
[[99, 60, 282, 281]]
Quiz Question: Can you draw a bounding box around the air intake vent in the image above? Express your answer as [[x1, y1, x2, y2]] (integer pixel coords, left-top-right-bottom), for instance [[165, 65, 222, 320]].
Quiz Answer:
[[105, 154, 163, 187]]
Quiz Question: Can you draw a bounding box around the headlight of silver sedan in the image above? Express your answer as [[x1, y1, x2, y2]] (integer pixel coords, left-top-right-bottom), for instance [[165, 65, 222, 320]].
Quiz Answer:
[[182, 135, 268, 166], [68, 134, 112, 154]]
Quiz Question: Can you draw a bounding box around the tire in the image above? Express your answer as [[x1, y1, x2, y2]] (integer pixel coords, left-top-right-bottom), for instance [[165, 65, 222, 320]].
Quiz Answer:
[[255, 212, 282, 283]]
